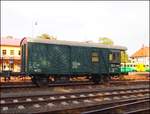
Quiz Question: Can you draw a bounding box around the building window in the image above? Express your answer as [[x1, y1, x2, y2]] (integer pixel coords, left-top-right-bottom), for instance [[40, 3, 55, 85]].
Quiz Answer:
[[2, 50, 7, 55], [18, 50, 21, 55], [4, 65, 6, 69], [92, 52, 99, 63], [10, 64, 14, 69], [10, 50, 14, 55]]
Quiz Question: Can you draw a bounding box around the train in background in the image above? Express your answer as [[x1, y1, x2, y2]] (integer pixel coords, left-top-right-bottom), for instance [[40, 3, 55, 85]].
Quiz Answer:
[[20, 37, 127, 86], [120, 63, 150, 73]]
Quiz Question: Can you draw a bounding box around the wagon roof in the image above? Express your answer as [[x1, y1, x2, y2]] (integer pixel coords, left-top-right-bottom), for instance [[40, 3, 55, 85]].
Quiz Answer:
[[21, 37, 127, 50]]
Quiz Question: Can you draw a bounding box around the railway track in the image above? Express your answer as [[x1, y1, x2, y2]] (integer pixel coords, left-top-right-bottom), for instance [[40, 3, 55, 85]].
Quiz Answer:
[[0, 87, 149, 114], [0, 80, 149, 89], [82, 99, 150, 114]]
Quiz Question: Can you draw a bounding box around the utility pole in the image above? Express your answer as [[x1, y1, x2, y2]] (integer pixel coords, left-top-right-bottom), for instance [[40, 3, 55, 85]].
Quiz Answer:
[[32, 20, 38, 38]]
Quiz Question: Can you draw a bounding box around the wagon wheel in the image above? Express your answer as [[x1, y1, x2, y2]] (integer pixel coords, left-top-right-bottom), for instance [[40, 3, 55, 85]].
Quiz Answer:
[[91, 75, 100, 84], [35, 76, 49, 87], [103, 75, 111, 82], [54, 76, 70, 83], [31, 76, 36, 84]]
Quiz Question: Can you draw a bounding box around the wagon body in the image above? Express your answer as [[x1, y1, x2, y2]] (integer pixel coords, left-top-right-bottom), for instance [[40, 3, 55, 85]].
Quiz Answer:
[[20, 38, 127, 85]]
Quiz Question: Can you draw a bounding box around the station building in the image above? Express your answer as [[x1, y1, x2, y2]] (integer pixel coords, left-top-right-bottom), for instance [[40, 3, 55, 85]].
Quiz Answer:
[[0, 38, 21, 72], [130, 46, 150, 65]]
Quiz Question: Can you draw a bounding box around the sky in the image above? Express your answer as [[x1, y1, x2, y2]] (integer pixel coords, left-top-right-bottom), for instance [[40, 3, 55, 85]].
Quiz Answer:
[[1, 1, 149, 56]]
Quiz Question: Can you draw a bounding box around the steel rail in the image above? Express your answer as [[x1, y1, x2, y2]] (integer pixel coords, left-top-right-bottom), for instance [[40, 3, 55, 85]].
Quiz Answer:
[[81, 99, 150, 114], [0, 80, 149, 89], [1, 86, 149, 99], [125, 108, 150, 114], [1, 89, 149, 107], [3, 96, 148, 114], [52, 97, 150, 114]]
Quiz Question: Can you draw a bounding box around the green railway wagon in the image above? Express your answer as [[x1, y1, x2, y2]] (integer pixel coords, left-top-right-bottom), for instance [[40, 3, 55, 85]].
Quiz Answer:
[[20, 37, 127, 86]]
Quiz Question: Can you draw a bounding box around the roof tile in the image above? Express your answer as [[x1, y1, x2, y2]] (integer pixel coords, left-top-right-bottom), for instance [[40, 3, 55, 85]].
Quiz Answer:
[[131, 46, 150, 58], [1, 38, 21, 46]]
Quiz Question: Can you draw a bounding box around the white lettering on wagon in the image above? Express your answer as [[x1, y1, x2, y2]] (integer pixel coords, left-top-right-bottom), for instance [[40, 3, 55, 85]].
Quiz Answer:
[[72, 61, 80, 69], [29, 63, 42, 72]]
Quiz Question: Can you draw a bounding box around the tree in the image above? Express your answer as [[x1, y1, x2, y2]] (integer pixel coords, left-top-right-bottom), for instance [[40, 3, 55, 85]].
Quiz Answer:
[[121, 51, 129, 63], [99, 37, 114, 45], [37, 33, 57, 40]]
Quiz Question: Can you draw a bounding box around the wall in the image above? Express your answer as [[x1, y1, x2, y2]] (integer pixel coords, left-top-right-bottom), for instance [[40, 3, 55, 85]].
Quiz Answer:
[[0, 45, 21, 72]]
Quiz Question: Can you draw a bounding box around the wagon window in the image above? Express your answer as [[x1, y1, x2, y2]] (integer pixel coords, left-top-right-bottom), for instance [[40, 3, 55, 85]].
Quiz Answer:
[[109, 53, 113, 61], [91, 52, 99, 63], [113, 53, 116, 60], [109, 52, 120, 62]]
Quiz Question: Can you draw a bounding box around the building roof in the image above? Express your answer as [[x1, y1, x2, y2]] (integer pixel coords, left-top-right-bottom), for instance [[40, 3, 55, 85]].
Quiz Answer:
[[21, 37, 127, 50], [1, 38, 21, 46], [131, 46, 150, 58]]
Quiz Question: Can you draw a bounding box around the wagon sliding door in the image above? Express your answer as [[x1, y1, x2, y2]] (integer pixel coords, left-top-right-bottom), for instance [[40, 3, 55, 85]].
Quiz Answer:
[[91, 49, 109, 74], [28, 43, 70, 75], [91, 49, 101, 74], [99, 49, 109, 74], [70, 47, 91, 74], [47, 44, 70, 74]]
